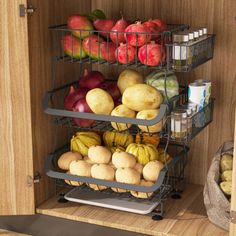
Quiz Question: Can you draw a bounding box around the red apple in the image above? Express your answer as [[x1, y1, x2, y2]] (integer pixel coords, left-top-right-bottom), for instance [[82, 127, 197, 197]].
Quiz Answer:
[[72, 98, 95, 127]]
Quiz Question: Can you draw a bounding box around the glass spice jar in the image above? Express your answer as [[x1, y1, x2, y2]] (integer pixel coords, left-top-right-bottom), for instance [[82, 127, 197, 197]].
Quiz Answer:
[[171, 110, 188, 140], [172, 33, 189, 71]]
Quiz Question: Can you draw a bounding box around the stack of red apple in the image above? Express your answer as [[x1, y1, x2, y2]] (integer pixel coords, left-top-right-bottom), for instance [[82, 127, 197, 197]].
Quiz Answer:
[[64, 69, 121, 127], [62, 10, 167, 66]]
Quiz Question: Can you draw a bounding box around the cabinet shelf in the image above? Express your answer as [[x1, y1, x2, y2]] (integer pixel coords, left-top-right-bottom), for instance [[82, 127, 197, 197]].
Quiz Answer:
[[45, 143, 188, 193], [43, 81, 188, 135], [49, 23, 189, 70]]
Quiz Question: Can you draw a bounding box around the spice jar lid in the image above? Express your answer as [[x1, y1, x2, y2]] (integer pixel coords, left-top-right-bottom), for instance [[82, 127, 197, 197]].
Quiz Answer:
[[198, 29, 203, 37], [172, 110, 187, 116], [173, 33, 189, 43], [184, 31, 194, 40], [202, 27, 207, 35]]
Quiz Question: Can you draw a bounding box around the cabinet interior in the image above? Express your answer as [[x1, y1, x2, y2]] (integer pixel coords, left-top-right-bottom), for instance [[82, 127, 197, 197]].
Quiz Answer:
[[27, 0, 236, 226]]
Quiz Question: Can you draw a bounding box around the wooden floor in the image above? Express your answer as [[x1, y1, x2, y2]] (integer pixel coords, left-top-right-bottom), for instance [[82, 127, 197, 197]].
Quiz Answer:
[[37, 184, 228, 236]]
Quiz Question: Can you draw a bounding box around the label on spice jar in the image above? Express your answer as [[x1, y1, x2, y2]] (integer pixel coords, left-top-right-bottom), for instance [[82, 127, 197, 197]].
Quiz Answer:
[[173, 45, 187, 60]]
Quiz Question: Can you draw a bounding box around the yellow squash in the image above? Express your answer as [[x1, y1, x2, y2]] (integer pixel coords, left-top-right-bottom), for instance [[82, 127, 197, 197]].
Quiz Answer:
[[126, 143, 159, 165], [71, 131, 101, 156], [103, 131, 133, 148]]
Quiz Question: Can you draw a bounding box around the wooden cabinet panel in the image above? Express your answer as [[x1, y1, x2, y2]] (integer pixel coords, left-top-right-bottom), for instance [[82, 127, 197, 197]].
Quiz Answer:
[[0, 0, 34, 214]]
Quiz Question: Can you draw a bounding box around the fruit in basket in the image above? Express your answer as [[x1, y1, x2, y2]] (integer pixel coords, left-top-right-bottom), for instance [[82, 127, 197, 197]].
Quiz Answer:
[[110, 16, 129, 44], [133, 163, 143, 175], [122, 84, 163, 111], [135, 133, 160, 146], [57, 151, 82, 170], [145, 70, 179, 100], [125, 22, 151, 47], [221, 170, 232, 182], [143, 20, 160, 41], [112, 152, 136, 168], [87, 9, 106, 21], [115, 43, 136, 64], [100, 42, 116, 62], [79, 69, 105, 89], [69, 160, 92, 177], [91, 163, 115, 180], [83, 156, 95, 164], [99, 81, 121, 101], [72, 98, 95, 127], [82, 34, 105, 59], [103, 131, 134, 148], [111, 187, 128, 193], [64, 86, 88, 110], [130, 179, 154, 199], [152, 19, 167, 32], [136, 109, 163, 133], [62, 34, 87, 59], [93, 19, 116, 38], [115, 168, 140, 185], [70, 131, 101, 156], [67, 15, 94, 39], [86, 88, 114, 115], [65, 172, 83, 186], [117, 69, 144, 94], [87, 183, 108, 191], [88, 146, 111, 164], [157, 147, 172, 164], [108, 146, 126, 154], [126, 143, 159, 165], [220, 154, 233, 172], [220, 181, 232, 196], [138, 42, 165, 66], [143, 160, 164, 182], [110, 104, 136, 131]]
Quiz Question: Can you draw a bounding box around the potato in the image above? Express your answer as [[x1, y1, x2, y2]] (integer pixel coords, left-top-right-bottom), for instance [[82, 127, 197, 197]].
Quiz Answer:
[[136, 109, 163, 133], [220, 181, 232, 196], [86, 88, 114, 115], [111, 104, 136, 131], [143, 161, 164, 182], [58, 151, 82, 170], [117, 69, 144, 94], [220, 154, 233, 172], [88, 146, 111, 164], [112, 151, 136, 168], [221, 170, 232, 182], [122, 84, 163, 111], [130, 179, 154, 199]]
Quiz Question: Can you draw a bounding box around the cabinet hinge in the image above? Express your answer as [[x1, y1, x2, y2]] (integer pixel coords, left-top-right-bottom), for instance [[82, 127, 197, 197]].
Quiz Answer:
[[231, 210, 236, 224], [27, 172, 41, 187], [19, 4, 36, 17]]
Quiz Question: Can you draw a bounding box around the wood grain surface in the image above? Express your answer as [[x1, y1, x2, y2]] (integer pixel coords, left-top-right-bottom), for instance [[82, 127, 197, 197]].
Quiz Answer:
[[37, 184, 228, 236], [91, 0, 236, 185], [27, 0, 91, 207], [0, 0, 34, 214], [0, 229, 29, 236]]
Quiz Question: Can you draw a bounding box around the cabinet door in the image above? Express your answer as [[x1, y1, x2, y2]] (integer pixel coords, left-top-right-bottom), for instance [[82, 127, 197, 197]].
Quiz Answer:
[[230, 111, 236, 235], [0, 0, 35, 214]]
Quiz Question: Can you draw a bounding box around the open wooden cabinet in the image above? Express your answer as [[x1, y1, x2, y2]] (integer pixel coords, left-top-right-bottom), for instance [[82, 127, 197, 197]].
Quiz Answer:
[[1, 0, 236, 235]]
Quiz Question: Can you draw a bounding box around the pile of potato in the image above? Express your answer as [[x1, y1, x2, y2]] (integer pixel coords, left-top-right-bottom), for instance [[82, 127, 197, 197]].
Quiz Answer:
[[219, 153, 233, 199], [58, 145, 164, 198]]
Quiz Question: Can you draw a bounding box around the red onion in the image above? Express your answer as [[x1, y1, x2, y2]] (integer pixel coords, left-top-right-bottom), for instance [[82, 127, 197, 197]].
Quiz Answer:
[[99, 81, 121, 101], [64, 86, 88, 110], [72, 98, 95, 127], [78, 69, 105, 89]]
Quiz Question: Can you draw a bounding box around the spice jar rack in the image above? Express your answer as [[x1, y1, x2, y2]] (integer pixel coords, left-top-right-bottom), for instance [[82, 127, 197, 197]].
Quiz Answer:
[[166, 34, 215, 72]]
